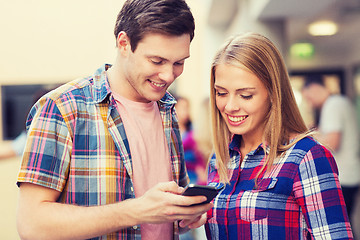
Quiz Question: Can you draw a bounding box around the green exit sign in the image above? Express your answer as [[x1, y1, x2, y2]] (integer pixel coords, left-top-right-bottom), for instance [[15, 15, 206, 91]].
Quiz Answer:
[[290, 43, 314, 59]]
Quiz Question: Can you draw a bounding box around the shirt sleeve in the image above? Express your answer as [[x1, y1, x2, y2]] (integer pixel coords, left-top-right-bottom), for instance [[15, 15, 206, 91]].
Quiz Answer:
[[293, 143, 353, 239], [17, 96, 73, 192]]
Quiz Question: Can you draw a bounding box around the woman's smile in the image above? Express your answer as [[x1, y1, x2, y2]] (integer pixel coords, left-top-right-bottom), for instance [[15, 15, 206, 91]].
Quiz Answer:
[[227, 114, 248, 126]]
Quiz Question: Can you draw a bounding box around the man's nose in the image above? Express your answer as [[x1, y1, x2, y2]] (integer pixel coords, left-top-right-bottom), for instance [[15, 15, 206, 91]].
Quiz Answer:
[[158, 65, 176, 82]]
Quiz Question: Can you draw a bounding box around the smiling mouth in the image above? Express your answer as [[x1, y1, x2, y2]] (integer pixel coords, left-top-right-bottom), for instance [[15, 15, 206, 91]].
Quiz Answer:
[[228, 115, 247, 123], [149, 80, 166, 88]]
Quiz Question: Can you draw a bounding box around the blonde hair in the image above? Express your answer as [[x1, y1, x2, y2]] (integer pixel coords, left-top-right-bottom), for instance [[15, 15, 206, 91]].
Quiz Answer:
[[210, 32, 310, 183]]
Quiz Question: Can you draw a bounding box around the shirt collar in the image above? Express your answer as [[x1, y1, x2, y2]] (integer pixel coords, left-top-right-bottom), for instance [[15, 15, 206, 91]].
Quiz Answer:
[[229, 134, 270, 156], [91, 64, 112, 104]]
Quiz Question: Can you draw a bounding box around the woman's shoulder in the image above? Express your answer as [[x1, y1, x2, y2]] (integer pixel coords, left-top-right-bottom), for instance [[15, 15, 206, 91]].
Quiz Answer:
[[286, 135, 331, 160], [290, 135, 335, 164], [292, 135, 318, 149]]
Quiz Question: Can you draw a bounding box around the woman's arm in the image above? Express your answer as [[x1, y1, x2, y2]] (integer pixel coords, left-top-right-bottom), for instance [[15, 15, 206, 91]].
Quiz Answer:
[[293, 144, 353, 239]]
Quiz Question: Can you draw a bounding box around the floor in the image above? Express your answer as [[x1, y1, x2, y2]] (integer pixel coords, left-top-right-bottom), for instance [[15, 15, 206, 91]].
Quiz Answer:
[[1, 156, 359, 240]]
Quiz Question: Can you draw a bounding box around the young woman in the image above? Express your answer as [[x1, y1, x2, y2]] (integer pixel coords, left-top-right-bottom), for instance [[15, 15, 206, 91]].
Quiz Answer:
[[205, 32, 354, 239]]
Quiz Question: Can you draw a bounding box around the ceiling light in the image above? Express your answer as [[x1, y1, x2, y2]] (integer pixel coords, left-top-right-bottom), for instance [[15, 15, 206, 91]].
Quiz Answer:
[[308, 20, 338, 36]]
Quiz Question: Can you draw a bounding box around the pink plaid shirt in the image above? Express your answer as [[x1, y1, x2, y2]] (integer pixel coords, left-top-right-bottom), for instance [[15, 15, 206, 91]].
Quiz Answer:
[[206, 135, 353, 239]]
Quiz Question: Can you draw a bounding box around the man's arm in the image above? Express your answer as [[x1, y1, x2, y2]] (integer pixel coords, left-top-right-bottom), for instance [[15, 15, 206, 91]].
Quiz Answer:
[[17, 181, 211, 240]]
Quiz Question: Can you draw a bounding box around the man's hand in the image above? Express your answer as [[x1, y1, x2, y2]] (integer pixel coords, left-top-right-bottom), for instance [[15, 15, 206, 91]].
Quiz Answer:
[[132, 181, 212, 225]]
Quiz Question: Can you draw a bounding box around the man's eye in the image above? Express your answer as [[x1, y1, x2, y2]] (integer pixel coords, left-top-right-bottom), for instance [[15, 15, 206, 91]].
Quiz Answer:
[[151, 60, 163, 65], [174, 62, 184, 66]]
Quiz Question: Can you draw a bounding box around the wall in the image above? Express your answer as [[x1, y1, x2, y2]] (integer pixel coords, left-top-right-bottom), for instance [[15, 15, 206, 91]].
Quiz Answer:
[[0, 0, 212, 140], [0, 0, 124, 83]]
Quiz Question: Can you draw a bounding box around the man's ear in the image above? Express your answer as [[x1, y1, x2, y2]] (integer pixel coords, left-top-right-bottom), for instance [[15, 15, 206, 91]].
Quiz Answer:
[[116, 31, 131, 55]]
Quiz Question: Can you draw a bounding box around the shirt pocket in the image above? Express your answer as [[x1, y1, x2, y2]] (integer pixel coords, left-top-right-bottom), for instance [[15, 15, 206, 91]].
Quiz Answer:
[[232, 177, 278, 222]]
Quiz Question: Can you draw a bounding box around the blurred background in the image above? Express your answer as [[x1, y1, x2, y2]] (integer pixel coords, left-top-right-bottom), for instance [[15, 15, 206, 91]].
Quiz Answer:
[[1, 0, 360, 239]]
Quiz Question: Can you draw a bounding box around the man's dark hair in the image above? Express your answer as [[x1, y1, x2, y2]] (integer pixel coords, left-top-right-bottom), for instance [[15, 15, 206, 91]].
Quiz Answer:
[[303, 74, 324, 88], [114, 0, 195, 52]]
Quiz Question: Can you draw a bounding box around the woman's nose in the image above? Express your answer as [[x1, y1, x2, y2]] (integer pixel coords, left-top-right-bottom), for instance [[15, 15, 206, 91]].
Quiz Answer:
[[224, 96, 240, 112]]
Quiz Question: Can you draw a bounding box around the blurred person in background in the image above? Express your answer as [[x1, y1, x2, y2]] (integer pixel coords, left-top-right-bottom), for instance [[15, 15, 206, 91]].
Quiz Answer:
[[175, 96, 208, 240], [205, 32, 353, 239], [194, 97, 213, 168], [175, 96, 207, 185], [302, 75, 360, 222], [16, 0, 213, 239]]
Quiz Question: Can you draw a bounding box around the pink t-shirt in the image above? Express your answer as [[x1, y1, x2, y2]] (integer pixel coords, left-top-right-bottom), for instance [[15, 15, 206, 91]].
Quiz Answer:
[[113, 92, 173, 239]]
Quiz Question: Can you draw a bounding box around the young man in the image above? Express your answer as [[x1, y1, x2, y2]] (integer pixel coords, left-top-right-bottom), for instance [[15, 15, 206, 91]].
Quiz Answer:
[[16, 0, 212, 239], [302, 75, 360, 223]]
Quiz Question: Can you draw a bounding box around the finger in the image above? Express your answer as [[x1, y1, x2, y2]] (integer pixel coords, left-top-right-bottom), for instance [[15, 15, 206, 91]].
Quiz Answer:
[[188, 213, 207, 229], [170, 203, 212, 220], [179, 215, 201, 228], [178, 195, 209, 207]]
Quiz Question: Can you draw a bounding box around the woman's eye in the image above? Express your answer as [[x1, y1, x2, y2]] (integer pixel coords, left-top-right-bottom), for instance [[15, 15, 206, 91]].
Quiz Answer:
[[241, 95, 253, 99], [216, 91, 227, 96]]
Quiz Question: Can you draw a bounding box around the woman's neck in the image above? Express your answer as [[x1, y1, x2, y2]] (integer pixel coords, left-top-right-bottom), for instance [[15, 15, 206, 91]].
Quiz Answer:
[[240, 136, 263, 158]]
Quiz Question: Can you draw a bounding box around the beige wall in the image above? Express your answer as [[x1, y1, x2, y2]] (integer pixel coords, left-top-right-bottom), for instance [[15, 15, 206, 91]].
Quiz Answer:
[[0, 0, 124, 83], [0, 0, 213, 141]]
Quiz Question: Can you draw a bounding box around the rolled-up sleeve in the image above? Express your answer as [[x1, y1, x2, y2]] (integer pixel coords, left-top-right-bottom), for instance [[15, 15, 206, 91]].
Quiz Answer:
[[17, 96, 72, 192]]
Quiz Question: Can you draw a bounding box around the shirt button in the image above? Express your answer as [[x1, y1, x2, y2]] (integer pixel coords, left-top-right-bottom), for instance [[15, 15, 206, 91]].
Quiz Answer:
[[133, 225, 138, 230], [131, 186, 134, 191]]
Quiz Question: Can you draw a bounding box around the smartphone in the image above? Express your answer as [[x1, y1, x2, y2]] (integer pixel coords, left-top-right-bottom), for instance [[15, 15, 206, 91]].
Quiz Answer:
[[182, 184, 223, 206]]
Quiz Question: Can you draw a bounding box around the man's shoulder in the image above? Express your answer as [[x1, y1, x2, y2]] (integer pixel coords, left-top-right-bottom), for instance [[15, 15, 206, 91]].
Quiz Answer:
[[327, 94, 350, 107], [46, 76, 93, 102], [46, 64, 110, 103]]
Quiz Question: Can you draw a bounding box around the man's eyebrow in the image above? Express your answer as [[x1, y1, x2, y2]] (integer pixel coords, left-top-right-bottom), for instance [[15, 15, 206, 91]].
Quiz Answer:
[[147, 55, 190, 62], [178, 55, 190, 61]]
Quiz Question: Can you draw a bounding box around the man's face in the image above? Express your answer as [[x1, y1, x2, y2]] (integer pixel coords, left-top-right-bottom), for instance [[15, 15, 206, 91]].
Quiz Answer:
[[120, 33, 191, 103], [302, 84, 324, 108]]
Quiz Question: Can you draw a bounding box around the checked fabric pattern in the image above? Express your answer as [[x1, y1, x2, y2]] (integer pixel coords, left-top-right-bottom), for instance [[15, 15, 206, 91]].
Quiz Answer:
[[17, 64, 188, 240], [206, 135, 353, 239]]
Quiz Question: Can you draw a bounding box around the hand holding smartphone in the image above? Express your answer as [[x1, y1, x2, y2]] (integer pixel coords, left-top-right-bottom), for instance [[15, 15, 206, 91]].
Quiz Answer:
[[182, 184, 224, 206]]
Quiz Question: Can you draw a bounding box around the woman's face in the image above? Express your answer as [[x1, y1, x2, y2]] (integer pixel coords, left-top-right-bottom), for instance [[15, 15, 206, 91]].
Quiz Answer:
[[214, 63, 270, 142]]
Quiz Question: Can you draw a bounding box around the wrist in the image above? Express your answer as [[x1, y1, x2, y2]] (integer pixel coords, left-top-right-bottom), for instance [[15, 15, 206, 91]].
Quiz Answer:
[[114, 198, 142, 228]]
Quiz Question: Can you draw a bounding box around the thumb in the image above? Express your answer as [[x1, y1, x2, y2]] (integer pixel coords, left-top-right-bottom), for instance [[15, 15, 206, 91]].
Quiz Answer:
[[155, 181, 184, 194]]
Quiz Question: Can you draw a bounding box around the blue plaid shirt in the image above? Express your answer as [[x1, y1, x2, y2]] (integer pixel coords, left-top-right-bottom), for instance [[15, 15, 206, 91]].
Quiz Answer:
[[206, 135, 353, 239]]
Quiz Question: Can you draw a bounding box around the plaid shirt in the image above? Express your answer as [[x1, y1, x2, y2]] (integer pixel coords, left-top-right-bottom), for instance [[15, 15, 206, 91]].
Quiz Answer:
[[205, 135, 353, 239], [17, 64, 188, 240]]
